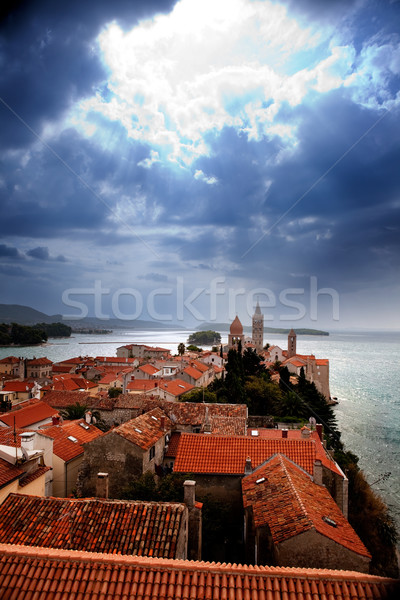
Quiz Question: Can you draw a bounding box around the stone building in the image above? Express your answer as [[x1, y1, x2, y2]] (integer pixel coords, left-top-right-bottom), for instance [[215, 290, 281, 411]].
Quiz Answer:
[[242, 454, 370, 572], [77, 408, 172, 498]]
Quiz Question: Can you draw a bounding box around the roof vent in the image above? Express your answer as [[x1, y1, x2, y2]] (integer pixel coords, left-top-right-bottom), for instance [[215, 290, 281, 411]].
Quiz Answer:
[[134, 428, 142, 434], [256, 477, 266, 484], [151, 415, 158, 421], [67, 436, 78, 443], [323, 516, 337, 527]]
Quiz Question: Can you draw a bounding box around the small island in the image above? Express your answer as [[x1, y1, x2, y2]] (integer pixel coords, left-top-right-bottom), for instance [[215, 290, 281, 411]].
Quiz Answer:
[[188, 330, 222, 346]]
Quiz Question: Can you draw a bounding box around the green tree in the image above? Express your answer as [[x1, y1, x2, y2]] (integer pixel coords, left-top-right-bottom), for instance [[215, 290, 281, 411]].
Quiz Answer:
[[177, 342, 185, 356], [187, 344, 202, 352], [245, 375, 283, 415], [108, 387, 123, 398], [182, 388, 218, 403], [60, 402, 88, 420]]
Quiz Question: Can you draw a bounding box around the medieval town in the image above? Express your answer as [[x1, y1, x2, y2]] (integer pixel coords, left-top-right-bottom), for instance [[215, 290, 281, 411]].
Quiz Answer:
[[0, 304, 399, 598]]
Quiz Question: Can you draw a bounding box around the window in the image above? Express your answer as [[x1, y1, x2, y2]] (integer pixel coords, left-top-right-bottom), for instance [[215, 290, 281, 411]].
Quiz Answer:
[[149, 445, 155, 460]]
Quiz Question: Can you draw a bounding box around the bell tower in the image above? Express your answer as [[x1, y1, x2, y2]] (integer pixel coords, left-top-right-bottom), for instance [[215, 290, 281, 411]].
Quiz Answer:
[[287, 328, 297, 358], [252, 300, 264, 353]]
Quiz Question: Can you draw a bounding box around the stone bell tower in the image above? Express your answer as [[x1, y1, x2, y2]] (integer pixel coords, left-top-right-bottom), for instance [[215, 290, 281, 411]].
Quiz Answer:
[[252, 300, 264, 354], [287, 328, 297, 358]]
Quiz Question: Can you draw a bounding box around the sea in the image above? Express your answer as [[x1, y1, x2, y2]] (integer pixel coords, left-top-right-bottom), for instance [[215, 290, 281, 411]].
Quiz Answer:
[[1, 328, 400, 535]]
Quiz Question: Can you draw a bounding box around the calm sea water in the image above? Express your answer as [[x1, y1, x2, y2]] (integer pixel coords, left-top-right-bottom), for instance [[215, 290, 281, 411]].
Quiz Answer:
[[2, 329, 400, 532]]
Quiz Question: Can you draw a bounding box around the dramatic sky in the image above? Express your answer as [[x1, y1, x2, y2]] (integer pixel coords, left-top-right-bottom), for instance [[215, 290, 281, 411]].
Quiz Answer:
[[1, 0, 399, 329]]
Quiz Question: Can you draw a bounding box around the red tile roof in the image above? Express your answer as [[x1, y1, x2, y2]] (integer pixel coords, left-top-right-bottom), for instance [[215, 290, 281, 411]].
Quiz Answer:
[[0, 544, 398, 600], [242, 454, 370, 558], [183, 366, 203, 380], [42, 390, 95, 408], [115, 408, 171, 450], [246, 429, 343, 477], [0, 494, 186, 558], [0, 457, 23, 488], [1, 380, 34, 392], [153, 378, 194, 397], [0, 356, 20, 364], [164, 431, 181, 458], [174, 434, 319, 475], [19, 465, 51, 487], [96, 356, 136, 364], [40, 420, 104, 462], [139, 364, 159, 375], [0, 399, 58, 428], [27, 357, 53, 366], [127, 380, 158, 392], [209, 416, 247, 436]]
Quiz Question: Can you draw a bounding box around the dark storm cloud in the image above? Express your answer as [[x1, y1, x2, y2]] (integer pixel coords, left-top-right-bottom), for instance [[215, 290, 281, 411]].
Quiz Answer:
[[26, 246, 50, 260], [0, 0, 177, 151], [0, 243, 23, 258]]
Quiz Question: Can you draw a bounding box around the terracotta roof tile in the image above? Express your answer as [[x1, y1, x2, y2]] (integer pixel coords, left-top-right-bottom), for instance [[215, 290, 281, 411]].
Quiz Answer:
[[42, 390, 96, 409], [39, 420, 103, 462], [0, 356, 20, 364], [27, 357, 53, 366], [153, 379, 194, 397], [19, 466, 51, 487], [139, 364, 160, 375], [0, 543, 398, 600], [0, 400, 58, 428], [246, 429, 343, 477], [127, 380, 158, 392], [0, 495, 186, 559], [242, 454, 370, 558], [0, 457, 24, 488], [174, 434, 319, 475], [115, 408, 171, 450], [164, 432, 181, 458], [1, 381, 34, 392]]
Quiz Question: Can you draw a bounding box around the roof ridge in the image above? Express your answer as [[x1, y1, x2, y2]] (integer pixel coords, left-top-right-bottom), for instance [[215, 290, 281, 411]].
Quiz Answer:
[[0, 543, 395, 583]]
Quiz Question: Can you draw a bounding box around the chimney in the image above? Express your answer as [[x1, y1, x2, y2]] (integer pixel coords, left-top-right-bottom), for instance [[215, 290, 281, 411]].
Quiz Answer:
[[184, 479, 196, 509], [52, 416, 60, 425], [282, 429, 288, 439], [313, 459, 323, 486], [85, 411, 92, 425], [19, 432, 35, 452], [301, 426, 311, 439], [161, 416, 165, 431], [316, 423, 323, 441], [184, 480, 202, 561], [97, 472, 109, 499], [244, 456, 252, 475]]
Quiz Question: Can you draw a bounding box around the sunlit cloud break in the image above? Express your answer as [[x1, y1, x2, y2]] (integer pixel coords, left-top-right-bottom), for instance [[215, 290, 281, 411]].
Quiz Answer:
[[73, 0, 385, 167]]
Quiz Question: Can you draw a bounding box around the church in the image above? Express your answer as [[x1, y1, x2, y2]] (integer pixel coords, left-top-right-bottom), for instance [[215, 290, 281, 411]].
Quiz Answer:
[[227, 304, 331, 401]]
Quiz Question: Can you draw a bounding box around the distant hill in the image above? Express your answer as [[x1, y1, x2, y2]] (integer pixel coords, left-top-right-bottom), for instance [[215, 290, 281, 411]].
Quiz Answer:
[[197, 322, 329, 336], [0, 304, 185, 330], [0, 304, 63, 325]]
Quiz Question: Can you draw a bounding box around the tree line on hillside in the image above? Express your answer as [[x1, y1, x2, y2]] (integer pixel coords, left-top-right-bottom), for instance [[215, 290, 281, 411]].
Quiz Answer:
[[0, 321, 71, 346]]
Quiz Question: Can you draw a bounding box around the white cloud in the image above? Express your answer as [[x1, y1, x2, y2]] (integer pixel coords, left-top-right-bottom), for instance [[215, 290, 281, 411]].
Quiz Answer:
[[73, 0, 397, 164], [137, 150, 161, 169], [194, 169, 218, 184]]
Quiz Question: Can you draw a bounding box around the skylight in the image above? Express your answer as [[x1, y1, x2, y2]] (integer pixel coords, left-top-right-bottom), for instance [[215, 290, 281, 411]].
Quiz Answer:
[[67, 436, 78, 443]]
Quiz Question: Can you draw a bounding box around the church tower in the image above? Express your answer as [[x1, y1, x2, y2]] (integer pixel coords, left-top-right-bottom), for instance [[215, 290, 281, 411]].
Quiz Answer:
[[228, 316, 244, 350], [287, 328, 297, 358], [252, 300, 264, 353]]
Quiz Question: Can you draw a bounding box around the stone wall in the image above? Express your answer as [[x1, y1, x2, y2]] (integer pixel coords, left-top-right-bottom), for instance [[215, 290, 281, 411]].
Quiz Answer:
[[77, 433, 143, 499], [276, 529, 370, 572]]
